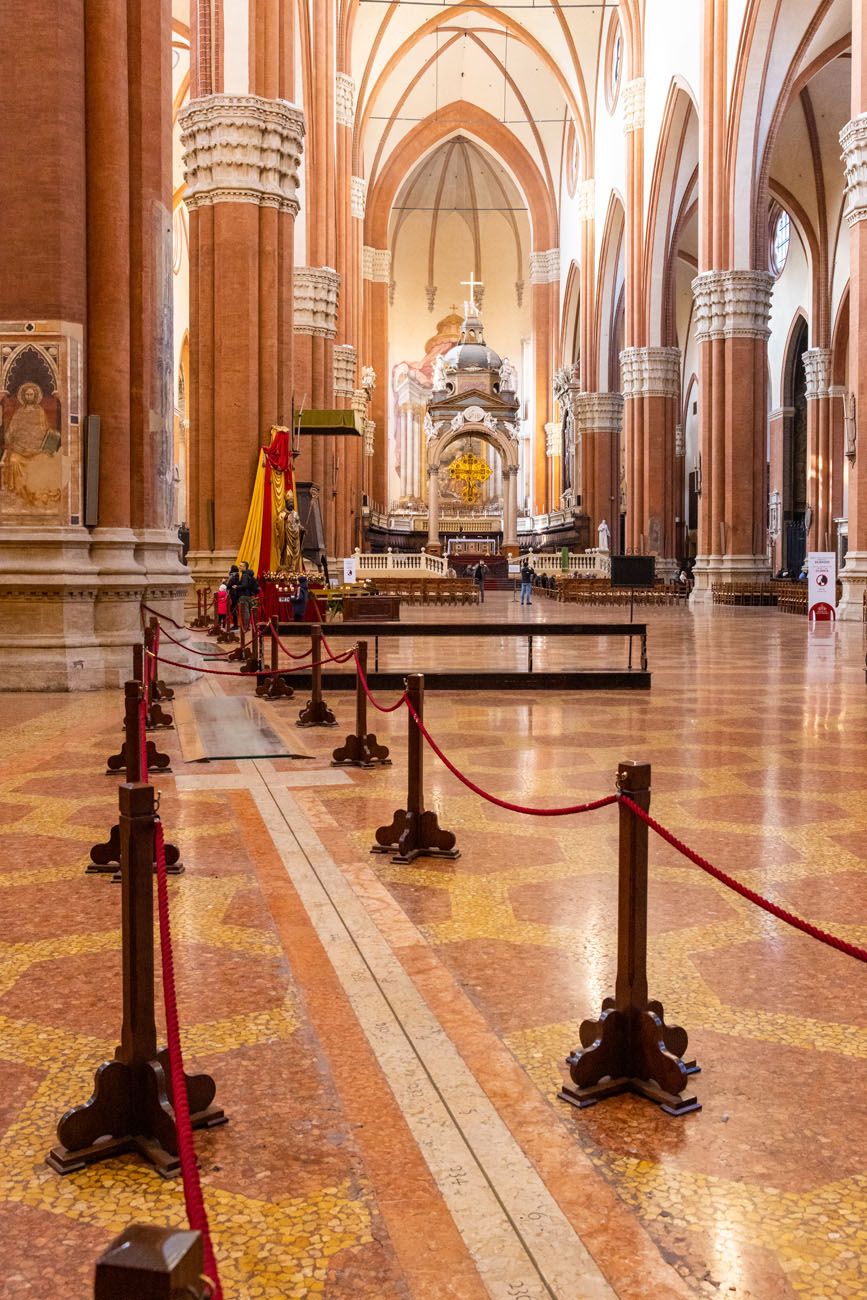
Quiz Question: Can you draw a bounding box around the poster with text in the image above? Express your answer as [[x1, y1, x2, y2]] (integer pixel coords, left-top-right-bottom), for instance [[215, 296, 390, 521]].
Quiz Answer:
[[343, 556, 357, 586], [808, 551, 836, 621]]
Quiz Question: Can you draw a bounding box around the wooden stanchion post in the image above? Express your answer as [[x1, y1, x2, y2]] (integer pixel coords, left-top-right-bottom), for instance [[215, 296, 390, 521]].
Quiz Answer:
[[106, 663, 171, 776], [297, 624, 337, 727], [49, 778, 225, 1176], [147, 617, 175, 703], [372, 673, 458, 863], [558, 760, 700, 1116], [95, 1225, 206, 1299], [143, 625, 173, 731], [256, 617, 295, 700], [332, 641, 390, 767], [239, 614, 261, 676], [91, 682, 182, 877], [206, 593, 220, 638]]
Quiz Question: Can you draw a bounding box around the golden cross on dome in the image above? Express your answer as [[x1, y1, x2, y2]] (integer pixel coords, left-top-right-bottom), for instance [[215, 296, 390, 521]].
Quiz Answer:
[[460, 272, 483, 315]]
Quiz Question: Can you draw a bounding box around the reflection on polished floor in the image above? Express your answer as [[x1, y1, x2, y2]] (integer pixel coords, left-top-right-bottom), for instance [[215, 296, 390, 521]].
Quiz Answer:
[[1, 594, 866, 1298]]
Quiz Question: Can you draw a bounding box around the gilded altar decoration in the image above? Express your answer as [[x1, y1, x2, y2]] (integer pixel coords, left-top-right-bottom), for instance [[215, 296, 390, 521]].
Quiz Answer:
[[449, 449, 493, 506]]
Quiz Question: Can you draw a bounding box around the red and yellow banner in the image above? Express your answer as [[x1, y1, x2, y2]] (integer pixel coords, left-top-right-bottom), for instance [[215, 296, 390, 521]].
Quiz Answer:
[[236, 426, 298, 575]]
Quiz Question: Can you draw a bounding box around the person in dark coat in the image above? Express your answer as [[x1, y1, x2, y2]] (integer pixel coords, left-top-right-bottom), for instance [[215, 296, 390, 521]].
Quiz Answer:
[[226, 564, 241, 627], [473, 560, 489, 603], [291, 574, 309, 622]]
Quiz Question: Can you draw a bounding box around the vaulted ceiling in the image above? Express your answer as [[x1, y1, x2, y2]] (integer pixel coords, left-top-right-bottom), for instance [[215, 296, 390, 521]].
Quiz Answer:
[[347, 1, 614, 228]]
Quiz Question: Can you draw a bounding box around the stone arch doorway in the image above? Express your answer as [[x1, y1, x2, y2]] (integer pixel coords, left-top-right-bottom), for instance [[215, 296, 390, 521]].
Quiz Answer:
[[426, 418, 520, 550]]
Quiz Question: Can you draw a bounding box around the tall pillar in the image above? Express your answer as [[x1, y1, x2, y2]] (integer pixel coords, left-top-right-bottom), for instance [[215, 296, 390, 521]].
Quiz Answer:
[[803, 348, 834, 552], [620, 347, 680, 565], [575, 392, 623, 542], [838, 103, 867, 616], [0, 0, 187, 689], [529, 250, 558, 513], [364, 247, 391, 510], [427, 464, 440, 551], [545, 423, 562, 507], [505, 468, 519, 547], [690, 271, 774, 601], [180, 95, 304, 583]]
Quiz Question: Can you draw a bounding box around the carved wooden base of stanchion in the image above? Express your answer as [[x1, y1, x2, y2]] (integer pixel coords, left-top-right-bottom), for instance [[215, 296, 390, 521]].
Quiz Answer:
[[107, 740, 171, 775], [96, 1225, 205, 1299], [558, 999, 700, 1116], [372, 809, 459, 864], [332, 731, 391, 768], [47, 1051, 226, 1177], [256, 674, 295, 700], [147, 700, 174, 730], [215, 628, 238, 645], [153, 678, 175, 703], [86, 825, 183, 878], [297, 697, 337, 727]]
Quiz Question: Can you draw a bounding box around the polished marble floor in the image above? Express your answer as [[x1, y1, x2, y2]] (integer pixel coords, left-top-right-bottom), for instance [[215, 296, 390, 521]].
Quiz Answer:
[[1, 595, 866, 1297]]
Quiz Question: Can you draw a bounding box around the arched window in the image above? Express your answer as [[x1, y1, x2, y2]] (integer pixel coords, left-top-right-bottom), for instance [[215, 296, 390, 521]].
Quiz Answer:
[[605, 19, 623, 113], [769, 206, 791, 277]]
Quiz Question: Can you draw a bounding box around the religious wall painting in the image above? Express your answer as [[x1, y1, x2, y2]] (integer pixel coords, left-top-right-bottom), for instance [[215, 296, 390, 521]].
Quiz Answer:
[[154, 200, 176, 529], [0, 335, 76, 524]]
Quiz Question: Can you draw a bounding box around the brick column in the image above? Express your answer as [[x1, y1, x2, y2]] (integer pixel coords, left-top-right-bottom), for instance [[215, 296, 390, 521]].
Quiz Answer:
[[838, 110, 867, 616], [364, 247, 391, 509], [690, 271, 774, 602], [180, 94, 304, 584], [529, 250, 558, 513], [620, 347, 680, 567], [574, 392, 623, 542], [0, 0, 186, 688]]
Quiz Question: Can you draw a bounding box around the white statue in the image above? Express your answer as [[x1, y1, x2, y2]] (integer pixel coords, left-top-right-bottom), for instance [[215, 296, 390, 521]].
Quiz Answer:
[[432, 355, 447, 390], [597, 518, 611, 553], [423, 411, 435, 440], [361, 365, 376, 394], [499, 356, 517, 392]]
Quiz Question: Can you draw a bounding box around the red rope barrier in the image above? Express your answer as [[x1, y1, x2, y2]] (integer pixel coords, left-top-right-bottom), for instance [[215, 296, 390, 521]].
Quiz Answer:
[[139, 698, 148, 783], [404, 697, 619, 817], [353, 650, 408, 714], [154, 822, 223, 1299], [148, 648, 354, 678], [157, 620, 235, 660], [272, 625, 320, 661], [141, 602, 187, 632], [619, 794, 867, 965]]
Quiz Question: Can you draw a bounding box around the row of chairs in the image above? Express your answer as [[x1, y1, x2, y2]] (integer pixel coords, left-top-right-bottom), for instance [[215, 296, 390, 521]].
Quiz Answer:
[[711, 583, 777, 607], [367, 577, 480, 607], [553, 579, 687, 608]]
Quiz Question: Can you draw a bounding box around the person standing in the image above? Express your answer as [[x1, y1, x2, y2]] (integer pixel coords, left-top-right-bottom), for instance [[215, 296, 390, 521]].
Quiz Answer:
[[291, 574, 309, 622], [216, 582, 230, 631], [237, 560, 260, 628], [520, 558, 535, 606], [473, 559, 489, 604], [226, 564, 241, 627]]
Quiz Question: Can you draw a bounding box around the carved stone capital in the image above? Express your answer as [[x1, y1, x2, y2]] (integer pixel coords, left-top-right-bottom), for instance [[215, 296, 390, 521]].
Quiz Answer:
[[576, 178, 595, 221], [802, 348, 832, 400], [529, 249, 560, 284], [622, 78, 645, 132], [333, 344, 357, 397], [574, 391, 624, 434], [619, 346, 681, 398], [336, 73, 356, 128], [692, 270, 773, 341], [179, 94, 304, 212], [362, 247, 391, 283], [293, 267, 340, 338], [351, 175, 367, 220], [841, 114, 867, 226]]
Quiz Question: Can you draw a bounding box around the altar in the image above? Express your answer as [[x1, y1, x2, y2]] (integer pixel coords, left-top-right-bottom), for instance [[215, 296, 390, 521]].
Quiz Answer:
[[446, 537, 498, 556]]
